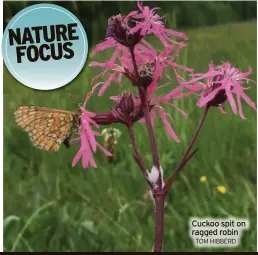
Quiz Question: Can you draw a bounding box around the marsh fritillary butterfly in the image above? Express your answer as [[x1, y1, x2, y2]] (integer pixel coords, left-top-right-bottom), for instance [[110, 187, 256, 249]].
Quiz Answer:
[[14, 106, 80, 151]]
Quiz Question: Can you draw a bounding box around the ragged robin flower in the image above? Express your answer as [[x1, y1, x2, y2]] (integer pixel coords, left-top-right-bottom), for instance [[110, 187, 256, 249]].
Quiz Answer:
[[72, 90, 149, 168], [90, 39, 193, 143], [71, 92, 113, 168], [136, 43, 193, 92], [111, 83, 190, 143], [111, 92, 144, 126], [91, 0, 188, 66], [106, 14, 144, 48], [90, 43, 192, 95], [182, 61, 256, 118], [139, 85, 189, 143], [127, 0, 188, 47]]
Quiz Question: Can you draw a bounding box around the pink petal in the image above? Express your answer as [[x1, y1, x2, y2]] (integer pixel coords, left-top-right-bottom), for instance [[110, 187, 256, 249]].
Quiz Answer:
[[187, 84, 204, 92], [148, 60, 163, 93], [110, 96, 119, 101], [153, 30, 169, 47], [172, 91, 196, 99], [236, 95, 246, 119], [98, 72, 117, 96], [89, 61, 107, 68], [130, 23, 145, 34], [117, 72, 123, 85], [218, 105, 227, 115], [142, 39, 156, 53], [161, 101, 188, 119], [110, 44, 123, 63], [182, 70, 223, 86], [135, 44, 156, 59], [164, 81, 192, 99], [91, 70, 108, 86], [156, 106, 180, 143], [80, 115, 97, 150], [156, 82, 170, 91], [83, 150, 97, 168], [97, 142, 112, 156], [226, 90, 237, 115], [196, 86, 224, 108], [82, 137, 96, 168], [72, 148, 83, 167], [92, 81, 103, 92], [85, 126, 97, 152], [82, 153, 89, 168], [137, 0, 144, 11], [139, 110, 156, 126], [166, 60, 194, 73], [240, 92, 257, 111], [164, 28, 188, 40], [83, 90, 96, 108], [159, 46, 174, 58], [91, 38, 117, 56], [127, 10, 138, 18]]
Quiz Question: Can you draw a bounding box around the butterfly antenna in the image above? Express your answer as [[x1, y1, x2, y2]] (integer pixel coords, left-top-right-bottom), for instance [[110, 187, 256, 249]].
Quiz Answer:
[[68, 93, 82, 112], [68, 93, 77, 105]]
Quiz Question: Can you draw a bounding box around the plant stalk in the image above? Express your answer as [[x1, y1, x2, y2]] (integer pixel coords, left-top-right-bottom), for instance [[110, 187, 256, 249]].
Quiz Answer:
[[130, 46, 164, 253], [129, 47, 160, 170], [154, 195, 165, 252], [164, 106, 210, 192], [128, 125, 152, 188]]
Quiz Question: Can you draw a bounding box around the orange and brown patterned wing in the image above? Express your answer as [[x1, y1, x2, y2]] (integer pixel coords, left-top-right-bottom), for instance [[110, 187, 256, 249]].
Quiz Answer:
[[14, 106, 77, 151]]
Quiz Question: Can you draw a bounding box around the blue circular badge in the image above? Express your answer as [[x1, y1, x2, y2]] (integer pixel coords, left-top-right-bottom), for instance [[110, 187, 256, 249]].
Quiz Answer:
[[2, 3, 88, 90]]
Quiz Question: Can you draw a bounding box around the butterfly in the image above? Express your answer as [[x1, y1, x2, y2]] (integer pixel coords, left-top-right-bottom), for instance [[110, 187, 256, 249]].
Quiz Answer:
[[14, 105, 81, 151]]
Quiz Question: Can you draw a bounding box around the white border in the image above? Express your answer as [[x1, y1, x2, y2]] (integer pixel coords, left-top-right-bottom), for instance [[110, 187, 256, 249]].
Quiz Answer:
[[1, 0, 258, 253]]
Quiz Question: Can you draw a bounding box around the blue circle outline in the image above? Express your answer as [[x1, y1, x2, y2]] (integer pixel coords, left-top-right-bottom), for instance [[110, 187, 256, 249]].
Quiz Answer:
[[2, 3, 88, 90]]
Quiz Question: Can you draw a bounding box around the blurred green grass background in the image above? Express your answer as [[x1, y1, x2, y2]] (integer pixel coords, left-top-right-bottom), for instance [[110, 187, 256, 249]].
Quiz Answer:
[[3, 2, 257, 252]]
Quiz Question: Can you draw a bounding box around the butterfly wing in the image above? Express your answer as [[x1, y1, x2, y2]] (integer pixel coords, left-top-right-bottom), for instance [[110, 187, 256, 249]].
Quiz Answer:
[[14, 106, 78, 151]]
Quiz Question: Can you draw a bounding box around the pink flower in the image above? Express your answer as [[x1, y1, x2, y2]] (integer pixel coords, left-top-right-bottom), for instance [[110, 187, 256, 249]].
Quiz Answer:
[[139, 42, 193, 93], [72, 93, 112, 168], [145, 85, 189, 143], [128, 0, 188, 47], [91, 37, 123, 66], [110, 93, 143, 125], [89, 47, 134, 96], [90, 43, 192, 96], [106, 14, 144, 48], [91, 0, 188, 62], [111, 84, 189, 143], [183, 62, 257, 119], [91, 12, 143, 58]]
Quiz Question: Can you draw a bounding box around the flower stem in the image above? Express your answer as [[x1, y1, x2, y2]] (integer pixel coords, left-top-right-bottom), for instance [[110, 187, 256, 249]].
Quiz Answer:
[[154, 194, 165, 252], [164, 106, 210, 192], [130, 46, 164, 252], [180, 106, 210, 164], [129, 46, 140, 78], [128, 125, 152, 188], [140, 88, 160, 169], [129, 47, 160, 170]]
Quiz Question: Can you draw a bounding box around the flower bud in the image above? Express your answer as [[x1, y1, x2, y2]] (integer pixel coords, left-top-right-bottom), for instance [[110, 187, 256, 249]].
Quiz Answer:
[[118, 93, 135, 116], [203, 74, 227, 106], [92, 112, 119, 125], [112, 93, 143, 125], [106, 14, 143, 48]]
